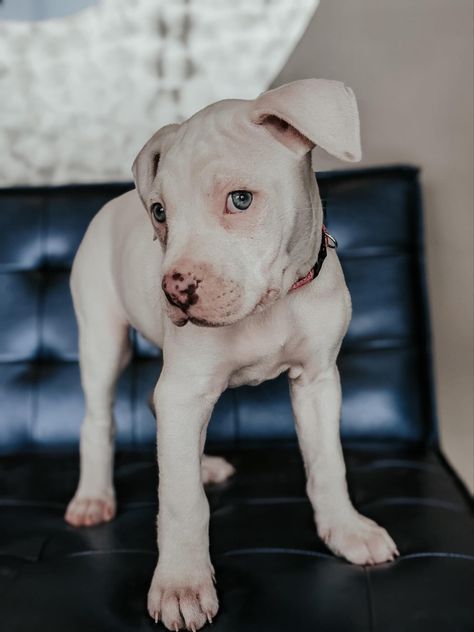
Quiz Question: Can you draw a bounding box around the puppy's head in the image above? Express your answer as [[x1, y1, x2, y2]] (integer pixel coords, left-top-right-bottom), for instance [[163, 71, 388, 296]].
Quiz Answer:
[[132, 79, 361, 327]]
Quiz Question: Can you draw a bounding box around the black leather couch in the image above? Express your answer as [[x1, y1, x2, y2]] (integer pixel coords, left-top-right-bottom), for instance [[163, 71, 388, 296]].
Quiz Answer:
[[0, 166, 472, 631]]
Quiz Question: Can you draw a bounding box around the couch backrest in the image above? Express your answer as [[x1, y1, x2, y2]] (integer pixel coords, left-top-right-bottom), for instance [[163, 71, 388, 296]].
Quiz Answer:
[[0, 166, 437, 451]]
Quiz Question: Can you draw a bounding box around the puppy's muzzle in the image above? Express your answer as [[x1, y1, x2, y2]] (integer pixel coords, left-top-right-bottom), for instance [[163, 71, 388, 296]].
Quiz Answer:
[[162, 271, 200, 311]]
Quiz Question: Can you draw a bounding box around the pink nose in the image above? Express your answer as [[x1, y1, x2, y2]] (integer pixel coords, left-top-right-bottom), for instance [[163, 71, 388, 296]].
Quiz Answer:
[[162, 270, 200, 311]]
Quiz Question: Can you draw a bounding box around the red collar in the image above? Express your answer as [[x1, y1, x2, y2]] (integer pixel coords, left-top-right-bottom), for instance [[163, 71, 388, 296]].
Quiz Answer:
[[289, 225, 337, 292]]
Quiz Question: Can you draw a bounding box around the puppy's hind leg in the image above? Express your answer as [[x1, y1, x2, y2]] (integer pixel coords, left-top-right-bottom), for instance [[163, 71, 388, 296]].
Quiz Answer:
[[201, 455, 235, 484], [65, 304, 131, 527]]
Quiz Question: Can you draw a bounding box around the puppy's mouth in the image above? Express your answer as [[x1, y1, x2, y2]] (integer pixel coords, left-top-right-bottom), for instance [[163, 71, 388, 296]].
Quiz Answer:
[[165, 303, 189, 327], [188, 315, 228, 328], [166, 287, 280, 328], [172, 314, 233, 328], [166, 304, 230, 328]]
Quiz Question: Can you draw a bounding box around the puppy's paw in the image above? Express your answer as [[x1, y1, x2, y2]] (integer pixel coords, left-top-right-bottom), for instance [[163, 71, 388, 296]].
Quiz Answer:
[[148, 565, 218, 631], [201, 455, 235, 485], [319, 512, 399, 565], [64, 491, 116, 527]]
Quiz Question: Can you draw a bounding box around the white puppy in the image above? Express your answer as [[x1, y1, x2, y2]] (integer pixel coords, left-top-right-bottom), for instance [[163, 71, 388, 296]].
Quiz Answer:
[[65, 79, 398, 631]]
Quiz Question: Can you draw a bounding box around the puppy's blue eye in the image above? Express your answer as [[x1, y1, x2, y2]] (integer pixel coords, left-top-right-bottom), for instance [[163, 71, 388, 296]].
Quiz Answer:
[[227, 191, 253, 213], [151, 202, 166, 223]]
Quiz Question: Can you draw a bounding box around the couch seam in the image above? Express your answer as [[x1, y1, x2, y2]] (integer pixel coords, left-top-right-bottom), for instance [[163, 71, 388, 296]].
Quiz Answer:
[[29, 194, 49, 448], [364, 568, 375, 632]]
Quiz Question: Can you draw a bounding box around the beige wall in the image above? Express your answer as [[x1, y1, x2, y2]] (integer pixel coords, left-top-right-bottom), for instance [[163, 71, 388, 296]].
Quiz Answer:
[[274, 0, 474, 491]]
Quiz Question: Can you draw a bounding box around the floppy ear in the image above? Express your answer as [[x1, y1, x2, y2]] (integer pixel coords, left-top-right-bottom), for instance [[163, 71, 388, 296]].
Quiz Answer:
[[132, 123, 179, 206], [250, 79, 361, 162]]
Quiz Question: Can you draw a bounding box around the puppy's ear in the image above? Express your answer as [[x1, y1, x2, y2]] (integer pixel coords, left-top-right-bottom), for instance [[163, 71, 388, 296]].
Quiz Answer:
[[132, 124, 179, 206], [250, 79, 361, 162]]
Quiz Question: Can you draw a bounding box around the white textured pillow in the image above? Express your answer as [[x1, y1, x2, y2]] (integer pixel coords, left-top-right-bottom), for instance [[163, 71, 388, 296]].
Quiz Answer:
[[0, 0, 319, 185]]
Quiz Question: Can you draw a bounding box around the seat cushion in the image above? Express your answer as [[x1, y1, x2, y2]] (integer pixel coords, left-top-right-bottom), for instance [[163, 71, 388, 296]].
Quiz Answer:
[[0, 445, 472, 631]]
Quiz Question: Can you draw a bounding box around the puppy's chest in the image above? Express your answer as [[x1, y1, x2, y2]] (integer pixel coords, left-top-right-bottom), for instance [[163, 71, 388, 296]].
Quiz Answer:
[[228, 358, 289, 388], [227, 330, 306, 388]]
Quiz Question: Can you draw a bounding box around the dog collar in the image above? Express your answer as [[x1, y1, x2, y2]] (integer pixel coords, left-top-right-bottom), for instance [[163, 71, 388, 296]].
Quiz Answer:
[[289, 225, 337, 292]]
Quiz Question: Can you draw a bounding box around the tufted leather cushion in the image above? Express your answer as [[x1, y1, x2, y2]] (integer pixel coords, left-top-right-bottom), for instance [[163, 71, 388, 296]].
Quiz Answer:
[[0, 166, 472, 631], [0, 166, 435, 450], [0, 445, 472, 631]]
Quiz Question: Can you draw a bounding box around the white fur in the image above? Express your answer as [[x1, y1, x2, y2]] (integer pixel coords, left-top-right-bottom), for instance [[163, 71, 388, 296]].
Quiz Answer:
[[65, 79, 398, 631]]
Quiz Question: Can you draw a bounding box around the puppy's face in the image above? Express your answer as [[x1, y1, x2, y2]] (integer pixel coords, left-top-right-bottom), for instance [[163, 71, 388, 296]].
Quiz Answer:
[[145, 103, 317, 327], [132, 80, 361, 327]]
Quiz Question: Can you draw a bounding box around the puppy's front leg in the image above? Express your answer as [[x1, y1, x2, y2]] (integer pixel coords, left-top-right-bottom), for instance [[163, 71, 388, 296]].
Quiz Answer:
[[148, 374, 221, 631], [290, 366, 399, 565]]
